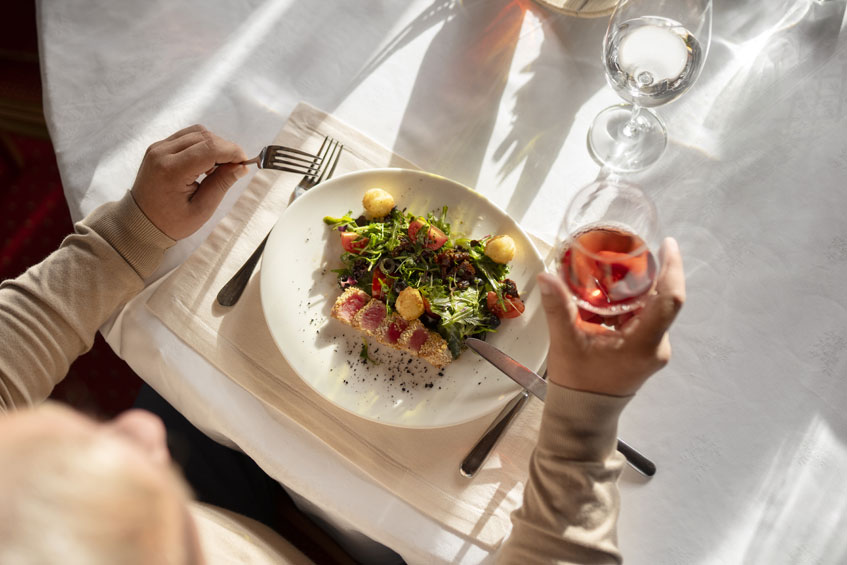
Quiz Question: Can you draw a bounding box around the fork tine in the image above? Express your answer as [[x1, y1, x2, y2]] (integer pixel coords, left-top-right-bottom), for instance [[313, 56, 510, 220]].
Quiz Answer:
[[267, 145, 320, 160], [312, 136, 330, 162], [316, 140, 342, 184], [268, 164, 318, 175], [268, 147, 321, 169], [270, 152, 317, 166], [303, 136, 332, 181], [270, 156, 320, 174], [262, 144, 322, 173]]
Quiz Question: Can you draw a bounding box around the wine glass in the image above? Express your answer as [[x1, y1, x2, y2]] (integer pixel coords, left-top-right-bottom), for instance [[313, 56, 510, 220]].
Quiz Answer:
[[588, 0, 712, 172], [556, 179, 661, 317]]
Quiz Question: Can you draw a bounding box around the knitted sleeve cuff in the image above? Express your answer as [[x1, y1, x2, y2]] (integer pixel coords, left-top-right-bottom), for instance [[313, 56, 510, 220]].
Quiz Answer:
[[537, 383, 633, 462], [82, 191, 176, 278]]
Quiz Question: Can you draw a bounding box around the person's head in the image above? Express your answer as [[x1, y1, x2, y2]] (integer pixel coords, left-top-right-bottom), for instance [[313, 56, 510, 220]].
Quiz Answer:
[[0, 402, 203, 564]]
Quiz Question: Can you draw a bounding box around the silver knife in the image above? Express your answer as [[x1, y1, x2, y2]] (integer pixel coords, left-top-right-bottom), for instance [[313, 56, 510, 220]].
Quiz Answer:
[[466, 339, 548, 401], [465, 338, 656, 477]]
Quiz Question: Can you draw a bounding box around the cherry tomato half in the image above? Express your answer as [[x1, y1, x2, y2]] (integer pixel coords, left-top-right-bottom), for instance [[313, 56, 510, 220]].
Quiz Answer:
[[372, 268, 389, 300], [340, 231, 368, 254], [408, 218, 447, 250], [486, 291, 525, 319]]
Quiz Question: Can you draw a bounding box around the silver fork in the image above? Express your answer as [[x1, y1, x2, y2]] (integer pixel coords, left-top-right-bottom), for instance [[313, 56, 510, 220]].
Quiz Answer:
[[237, 145, 321, 174], [216, 136, 343, 307], [460, 390, 530, 478]]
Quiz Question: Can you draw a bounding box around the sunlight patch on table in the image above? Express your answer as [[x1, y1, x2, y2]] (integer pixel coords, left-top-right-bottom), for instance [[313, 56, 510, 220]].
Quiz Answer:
[[710, 415, 847, 564]]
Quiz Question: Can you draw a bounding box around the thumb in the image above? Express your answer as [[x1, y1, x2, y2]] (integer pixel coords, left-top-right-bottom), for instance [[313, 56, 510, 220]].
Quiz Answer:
[[537, 272, 579, 345], [628, 237, 685, 346], [193, 163, 249, 212]]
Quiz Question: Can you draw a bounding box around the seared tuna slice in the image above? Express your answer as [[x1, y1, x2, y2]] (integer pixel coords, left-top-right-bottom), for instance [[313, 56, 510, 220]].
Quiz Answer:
[[330, 290, 453, 368], [418, 334, 452, 368], [377, 313, 409, 346], [398, 320, 430, 353], [330, 287, 369, 324], [353, 299, 387, 334]]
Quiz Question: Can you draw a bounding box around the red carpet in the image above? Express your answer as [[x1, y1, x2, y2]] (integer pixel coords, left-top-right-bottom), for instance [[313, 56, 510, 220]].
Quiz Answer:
[[0, 1, 143, 419], [0, 133, 143, 418]]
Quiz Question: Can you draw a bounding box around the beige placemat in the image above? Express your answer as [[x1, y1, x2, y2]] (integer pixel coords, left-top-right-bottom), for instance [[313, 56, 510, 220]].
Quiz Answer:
[[146, 102, 546, 549]]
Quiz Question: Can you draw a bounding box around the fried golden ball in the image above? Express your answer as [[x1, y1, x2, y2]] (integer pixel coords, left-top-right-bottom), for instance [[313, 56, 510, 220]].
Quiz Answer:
[[484, 235, 516, 264], [362, 188, 395, 219], [396, 287, 425, 321]]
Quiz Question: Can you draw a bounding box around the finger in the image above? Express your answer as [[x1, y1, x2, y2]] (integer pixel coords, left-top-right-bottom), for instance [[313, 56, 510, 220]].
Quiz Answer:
[[626, 237, 685, 346], [173, 133, 247, 180], [574, 314, 616, 335], [657, 333, 672, 366], [145, 125, 209, 156], [191, 163, 249, 212], [158, 131, 213, 159], [543, 275, 615, 336], [613, 311, 636, 331], [537, 272, 580, 343], [163, 124, 207, 142], [578, 308, 601, 323], [655, 237, 686, 302]]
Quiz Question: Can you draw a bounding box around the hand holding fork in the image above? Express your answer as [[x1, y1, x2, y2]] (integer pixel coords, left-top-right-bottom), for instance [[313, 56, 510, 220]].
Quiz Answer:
[[131, 125, 253, 240], [216, 136, 343, 307]]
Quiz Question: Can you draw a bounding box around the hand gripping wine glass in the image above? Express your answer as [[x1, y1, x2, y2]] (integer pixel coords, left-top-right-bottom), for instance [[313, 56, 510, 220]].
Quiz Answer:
[[588, 0, 712, 172], [557, 179, 660, 318]]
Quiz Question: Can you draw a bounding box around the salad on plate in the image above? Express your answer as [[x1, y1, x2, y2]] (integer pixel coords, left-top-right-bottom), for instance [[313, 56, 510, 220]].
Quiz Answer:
[[324, 188, 525, 368]]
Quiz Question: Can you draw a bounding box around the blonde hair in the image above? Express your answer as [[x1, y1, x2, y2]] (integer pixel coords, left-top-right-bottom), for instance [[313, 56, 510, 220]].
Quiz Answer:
[[0, 404, 194, 565]]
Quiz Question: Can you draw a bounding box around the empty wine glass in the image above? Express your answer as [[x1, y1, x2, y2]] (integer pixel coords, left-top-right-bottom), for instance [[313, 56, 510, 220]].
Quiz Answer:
[[588, 0, 712, 172], [556, 179, 661, 316]]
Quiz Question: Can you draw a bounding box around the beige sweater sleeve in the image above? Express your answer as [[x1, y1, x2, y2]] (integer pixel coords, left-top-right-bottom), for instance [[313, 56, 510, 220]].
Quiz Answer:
[[0, 192, 174, 411], [498, 384, 632, 564]]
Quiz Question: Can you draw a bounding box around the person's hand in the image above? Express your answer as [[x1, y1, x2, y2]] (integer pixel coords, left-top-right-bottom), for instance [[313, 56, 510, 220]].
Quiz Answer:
[[130, 125, 249, 240], [538, 237, 685, 397]]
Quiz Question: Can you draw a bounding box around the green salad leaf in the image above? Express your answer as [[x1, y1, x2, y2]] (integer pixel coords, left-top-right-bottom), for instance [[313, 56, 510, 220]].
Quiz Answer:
[[325, 206, 517, 359], [359, 338, 381, 365]]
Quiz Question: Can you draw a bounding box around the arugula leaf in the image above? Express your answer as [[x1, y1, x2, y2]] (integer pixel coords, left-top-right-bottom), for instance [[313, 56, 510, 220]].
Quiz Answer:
[[327, 203, 514, 359], [359, 338, 381, 365]]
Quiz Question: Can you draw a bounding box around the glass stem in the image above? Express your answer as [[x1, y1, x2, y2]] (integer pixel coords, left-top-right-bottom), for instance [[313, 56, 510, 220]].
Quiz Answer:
[[622, 105, 643, 139]]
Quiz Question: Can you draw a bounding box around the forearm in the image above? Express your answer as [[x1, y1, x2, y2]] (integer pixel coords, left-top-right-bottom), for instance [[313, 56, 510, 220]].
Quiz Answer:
[[0, 192, 174, 410], [498, 385, 631, 564]]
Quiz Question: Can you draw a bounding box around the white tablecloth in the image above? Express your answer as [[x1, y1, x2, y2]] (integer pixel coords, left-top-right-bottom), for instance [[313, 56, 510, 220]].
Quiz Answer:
[[38, 0, 847, 563]]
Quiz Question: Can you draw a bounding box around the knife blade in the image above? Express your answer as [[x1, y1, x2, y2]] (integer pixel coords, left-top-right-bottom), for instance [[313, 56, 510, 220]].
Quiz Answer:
[[466, 338, 548, 401], [465, 337, 656, 477]]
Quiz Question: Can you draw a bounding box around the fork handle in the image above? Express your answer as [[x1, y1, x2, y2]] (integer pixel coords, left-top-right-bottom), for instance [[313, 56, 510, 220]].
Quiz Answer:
[[460, 391, 530, 478], [215, 156, 260, 167], [216, 232, 270, 307]]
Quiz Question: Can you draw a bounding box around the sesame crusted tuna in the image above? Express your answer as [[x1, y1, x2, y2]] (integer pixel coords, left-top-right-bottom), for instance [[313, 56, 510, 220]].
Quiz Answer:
[[331, 291, 453, 369], [330, 287, 369, 324]]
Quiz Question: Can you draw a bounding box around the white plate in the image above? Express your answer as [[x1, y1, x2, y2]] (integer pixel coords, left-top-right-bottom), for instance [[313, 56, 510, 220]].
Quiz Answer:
[[260, 169, 549, 428]]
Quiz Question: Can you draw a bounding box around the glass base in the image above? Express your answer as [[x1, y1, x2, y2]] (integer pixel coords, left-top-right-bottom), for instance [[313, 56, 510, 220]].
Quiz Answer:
[[587, 104, 667, 173]]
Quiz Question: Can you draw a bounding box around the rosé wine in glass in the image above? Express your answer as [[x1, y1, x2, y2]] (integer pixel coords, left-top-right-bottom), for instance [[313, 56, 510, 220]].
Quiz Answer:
[[557, 180, 661, 316]]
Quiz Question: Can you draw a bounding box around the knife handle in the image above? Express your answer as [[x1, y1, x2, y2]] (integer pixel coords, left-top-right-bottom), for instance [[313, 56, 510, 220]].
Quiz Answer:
[[616, 438, 656, 477]]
